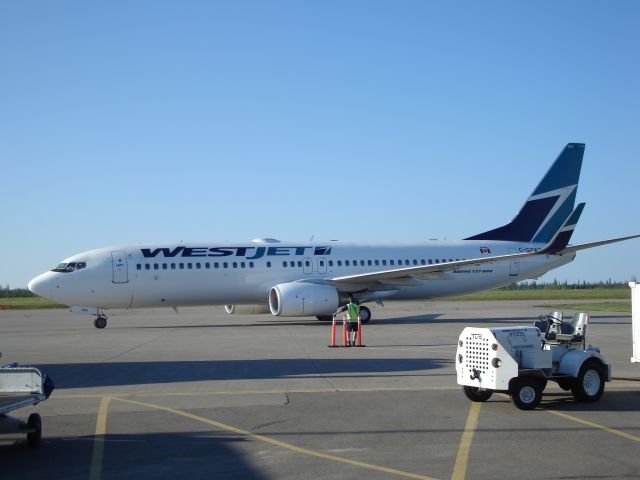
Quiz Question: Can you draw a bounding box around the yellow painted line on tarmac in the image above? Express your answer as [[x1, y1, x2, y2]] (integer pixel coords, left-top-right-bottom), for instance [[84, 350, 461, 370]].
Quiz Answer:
[[496, 392, 640, 443], [111, 396, 439, 480], [451, 401, 481, 480], [89, 396, 112, 480], [545, 409, 640, 443]]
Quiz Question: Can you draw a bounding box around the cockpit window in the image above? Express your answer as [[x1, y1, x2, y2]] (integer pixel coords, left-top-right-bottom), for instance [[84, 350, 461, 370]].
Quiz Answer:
[[52, 262, 86, 273]]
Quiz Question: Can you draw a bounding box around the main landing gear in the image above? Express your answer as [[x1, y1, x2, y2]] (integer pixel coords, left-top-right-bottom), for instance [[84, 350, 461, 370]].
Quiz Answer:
[[93, 314, 108, 329], [316, 305, 372, 324]]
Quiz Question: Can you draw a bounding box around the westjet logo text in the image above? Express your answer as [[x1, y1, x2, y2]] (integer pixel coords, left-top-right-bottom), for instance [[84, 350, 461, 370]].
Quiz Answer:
[[141, 246, 332, 260]]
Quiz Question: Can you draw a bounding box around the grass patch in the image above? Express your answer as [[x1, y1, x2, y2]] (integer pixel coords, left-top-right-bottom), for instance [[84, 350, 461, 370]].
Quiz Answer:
[[447, 288, 630, 301], [0, 297, 67, 310], [535, 302, 631, 313]]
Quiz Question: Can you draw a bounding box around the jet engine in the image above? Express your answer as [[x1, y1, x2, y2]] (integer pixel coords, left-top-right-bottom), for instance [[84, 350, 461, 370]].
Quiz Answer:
[[269, 282, 340, 316], [224, 304, 271, 315]]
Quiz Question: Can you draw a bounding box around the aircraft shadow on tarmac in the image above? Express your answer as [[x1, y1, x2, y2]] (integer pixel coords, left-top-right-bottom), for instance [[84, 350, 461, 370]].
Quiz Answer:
[[1, 431, 265, 480], [36, 357, 448, 389]]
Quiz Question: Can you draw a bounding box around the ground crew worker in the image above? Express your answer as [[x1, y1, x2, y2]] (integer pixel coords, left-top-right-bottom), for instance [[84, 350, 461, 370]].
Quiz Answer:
[[337, 296, 360, 346]]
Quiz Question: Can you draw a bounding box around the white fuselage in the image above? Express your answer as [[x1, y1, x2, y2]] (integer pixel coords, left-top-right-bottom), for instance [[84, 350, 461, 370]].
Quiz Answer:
[[28, 240, 574, 311]]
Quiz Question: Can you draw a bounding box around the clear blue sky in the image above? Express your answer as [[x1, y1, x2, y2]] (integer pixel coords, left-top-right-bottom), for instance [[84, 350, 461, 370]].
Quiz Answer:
[[1, 1, 639, 288]]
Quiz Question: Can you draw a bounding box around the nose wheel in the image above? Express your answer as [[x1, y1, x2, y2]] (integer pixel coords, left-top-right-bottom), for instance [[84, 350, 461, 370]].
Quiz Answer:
[[94, 315, 108, 329]]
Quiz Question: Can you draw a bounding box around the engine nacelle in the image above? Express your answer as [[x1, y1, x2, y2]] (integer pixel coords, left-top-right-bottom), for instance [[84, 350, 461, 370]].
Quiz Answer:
[[269, 282, 339, 316], [224, 304, 271, 315]]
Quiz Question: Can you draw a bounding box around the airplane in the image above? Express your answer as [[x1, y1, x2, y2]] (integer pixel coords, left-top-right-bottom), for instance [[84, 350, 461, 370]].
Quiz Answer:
[[28, 143, 639, 329]]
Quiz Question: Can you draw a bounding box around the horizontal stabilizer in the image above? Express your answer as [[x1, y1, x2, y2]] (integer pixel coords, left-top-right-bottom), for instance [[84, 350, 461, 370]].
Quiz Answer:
[[553, 234, 640, 255]]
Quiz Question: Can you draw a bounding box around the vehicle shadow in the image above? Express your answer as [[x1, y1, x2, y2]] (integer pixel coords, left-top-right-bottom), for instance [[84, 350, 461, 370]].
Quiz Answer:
[[541, 389, 640, 413]]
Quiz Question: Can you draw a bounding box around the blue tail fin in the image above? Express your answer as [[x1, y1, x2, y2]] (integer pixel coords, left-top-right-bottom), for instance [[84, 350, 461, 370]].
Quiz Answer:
[[465, 143, 585, 243]]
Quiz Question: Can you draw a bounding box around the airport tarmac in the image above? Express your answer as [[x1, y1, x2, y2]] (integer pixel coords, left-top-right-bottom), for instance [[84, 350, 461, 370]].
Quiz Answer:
[[1, 300, 638, 480]]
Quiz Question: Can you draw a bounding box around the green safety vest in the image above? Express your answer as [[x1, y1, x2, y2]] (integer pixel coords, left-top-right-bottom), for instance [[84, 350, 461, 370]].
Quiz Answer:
[[346, 302, 360, 322]]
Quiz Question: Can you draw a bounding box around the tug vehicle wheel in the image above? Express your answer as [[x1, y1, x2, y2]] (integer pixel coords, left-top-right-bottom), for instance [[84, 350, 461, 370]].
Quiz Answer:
[[571, 360, 605, 403], [510, 377, 543, 410], [463, 386, 493, 402]]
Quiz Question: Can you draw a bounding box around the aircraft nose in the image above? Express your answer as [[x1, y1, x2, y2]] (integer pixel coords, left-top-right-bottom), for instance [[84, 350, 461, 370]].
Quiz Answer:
[[28, 273, 52, 299]]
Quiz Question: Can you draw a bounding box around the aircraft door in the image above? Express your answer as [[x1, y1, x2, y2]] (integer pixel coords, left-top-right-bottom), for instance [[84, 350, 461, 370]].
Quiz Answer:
[[303, 257, 313, 274], [111, 251, 129, 283], [316, 258, 327, 274], [508, 248, 519, 276]]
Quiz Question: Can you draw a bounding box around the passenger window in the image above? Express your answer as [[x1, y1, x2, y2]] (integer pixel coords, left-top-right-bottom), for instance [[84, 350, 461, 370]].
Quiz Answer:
[[320, 260, 325, 267], [205, 262, 210, 269], [337, 260, 342, 267], [328, 261, 333, 267], [283, 261, 287, 267], [233, 262, 238, 268], [405, 260, 410, 265], [297, 261, 302, 267], [214, 262, 219, 269], [382, 260, 387, 266], [345, 260, 350, 266], [145, 264, 150, 270], [162, 263, 168, 270], [171, 263, 176, 269], [266, 261, 271, 268], [421, 259, 425, 265], [249, 262, 254, 268], [367, 260, 372, 266], [137, 264, 141, 270], [375, 260, 379, 266], [390, 260, 395, 266], [196, 263, 201, 269], [306, 260, 311, 267], [187, 263, 193, 269], [241, 262, 246, 268], [413, 260, 418, 265], [429, 259, 433, 264], [223, 262, 228, 268]]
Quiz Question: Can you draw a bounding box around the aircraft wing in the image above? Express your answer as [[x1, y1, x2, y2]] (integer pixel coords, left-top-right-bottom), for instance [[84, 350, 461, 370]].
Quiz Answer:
[[329, 249, 539, 286], [329, 233, 640, 287]]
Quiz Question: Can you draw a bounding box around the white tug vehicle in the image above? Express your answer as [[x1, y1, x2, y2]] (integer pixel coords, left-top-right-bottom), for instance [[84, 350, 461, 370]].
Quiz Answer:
[[456, 312, 610, 410]]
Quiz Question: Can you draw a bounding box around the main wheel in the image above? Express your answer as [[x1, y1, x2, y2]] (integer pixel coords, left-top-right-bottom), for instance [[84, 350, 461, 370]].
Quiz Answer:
[[94, 316, 107, 329], [359, 306, 371, 324], [463, 386, 493, 402], [571, 360, 605, 402], [26, 413, 42, 448], [510, 377, 543, 410], [316, 315, 334, 321]]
